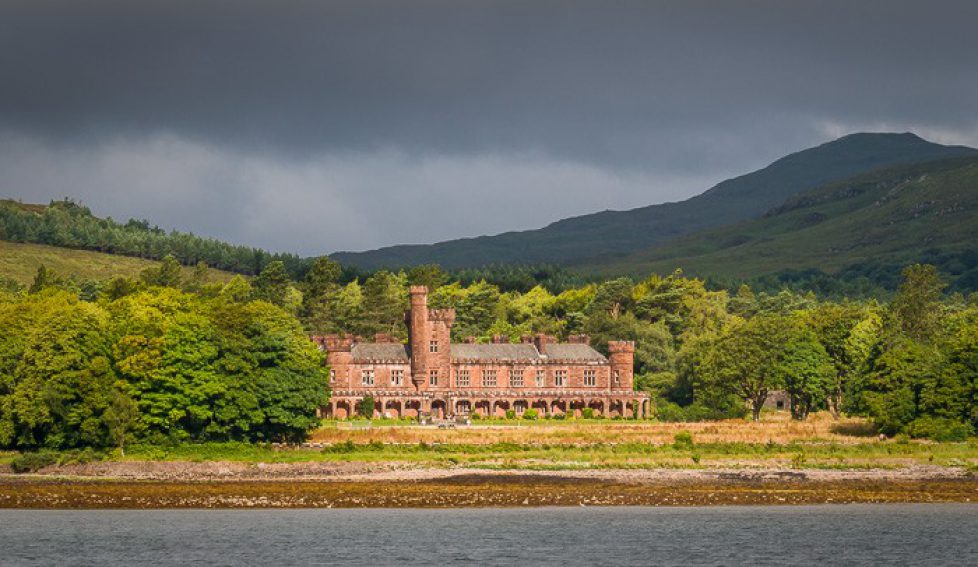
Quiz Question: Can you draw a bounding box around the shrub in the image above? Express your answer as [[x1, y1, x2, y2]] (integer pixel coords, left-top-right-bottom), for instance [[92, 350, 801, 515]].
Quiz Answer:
[[356, 396, 376, 419], [551, 412, 566, 420], [581, 408, 595, 419], [522, 409, 538, 420], [907, 417, 974, 442], [322, 440, 357, 454], [10, 450, 59, 473], [672, 431, 694, 449], [505, 409, 516, 420]]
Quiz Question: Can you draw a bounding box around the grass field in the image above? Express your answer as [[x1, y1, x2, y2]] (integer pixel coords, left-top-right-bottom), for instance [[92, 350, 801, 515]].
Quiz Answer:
[[0, 240, 235, 285], [5, 414, 977, 473], [309, 412, 876, 446]]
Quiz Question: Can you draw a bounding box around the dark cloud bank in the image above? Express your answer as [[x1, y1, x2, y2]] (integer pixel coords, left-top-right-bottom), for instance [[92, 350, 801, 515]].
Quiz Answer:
[[1, 0, 976, 254]]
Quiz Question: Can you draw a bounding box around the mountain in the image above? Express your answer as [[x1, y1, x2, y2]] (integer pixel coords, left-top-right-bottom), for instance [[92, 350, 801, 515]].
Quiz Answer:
[[333, 133, 978, 270], [585, 155, 978, 290]]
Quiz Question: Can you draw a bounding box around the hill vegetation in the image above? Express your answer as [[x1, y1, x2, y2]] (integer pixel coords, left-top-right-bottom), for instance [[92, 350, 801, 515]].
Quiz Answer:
[[589, 156, 978, 292], [333, 133, 977, 269], [3, 256, 977, 453], [0, 198, 309, 277], [0, 240, 234, 289]]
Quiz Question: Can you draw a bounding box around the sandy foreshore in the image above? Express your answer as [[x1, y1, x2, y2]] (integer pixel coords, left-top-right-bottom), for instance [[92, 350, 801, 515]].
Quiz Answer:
[[1, 461, 976, 508]]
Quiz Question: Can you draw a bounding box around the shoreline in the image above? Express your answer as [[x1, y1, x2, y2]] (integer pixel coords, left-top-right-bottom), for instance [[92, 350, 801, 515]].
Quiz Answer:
[[2, 464, 976, 509]]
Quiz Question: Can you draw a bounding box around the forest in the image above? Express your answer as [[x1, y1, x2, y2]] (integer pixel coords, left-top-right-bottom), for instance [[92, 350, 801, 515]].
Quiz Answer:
[[1, 251, 977, 453]]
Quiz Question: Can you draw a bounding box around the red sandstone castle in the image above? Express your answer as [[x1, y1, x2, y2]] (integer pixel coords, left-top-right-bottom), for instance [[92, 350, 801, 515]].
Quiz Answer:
[[313, 286, 650, 419]]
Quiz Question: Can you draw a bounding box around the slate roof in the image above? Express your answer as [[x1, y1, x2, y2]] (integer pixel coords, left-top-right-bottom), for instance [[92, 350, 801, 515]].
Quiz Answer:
[[450, 343, 542, 361], [450, 342, 607, 362], [351, 343, 410, 362], [541, 344, 608, 362], [349, 341, 608, 363]]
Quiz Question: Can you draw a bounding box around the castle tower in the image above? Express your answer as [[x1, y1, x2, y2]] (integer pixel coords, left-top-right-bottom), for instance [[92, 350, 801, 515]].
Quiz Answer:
[[406, 286, 455, 392], [607, 340, 635, 391], [407, 286, 430, 389]]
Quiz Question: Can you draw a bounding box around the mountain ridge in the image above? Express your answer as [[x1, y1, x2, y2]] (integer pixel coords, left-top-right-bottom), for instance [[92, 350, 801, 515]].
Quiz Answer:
[[584, 154, 978, 290], [333, 133, 978, 269]]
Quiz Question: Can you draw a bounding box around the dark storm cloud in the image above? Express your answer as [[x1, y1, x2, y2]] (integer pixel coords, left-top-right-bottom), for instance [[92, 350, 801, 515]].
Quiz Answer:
[[1, 0, 977, 254]]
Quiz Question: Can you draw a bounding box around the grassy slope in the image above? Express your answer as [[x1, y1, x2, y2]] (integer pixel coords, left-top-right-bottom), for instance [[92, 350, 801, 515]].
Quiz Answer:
[[333, 133, 977, 269], [0, 240, 235, 285], [585, 156, 978, 279]]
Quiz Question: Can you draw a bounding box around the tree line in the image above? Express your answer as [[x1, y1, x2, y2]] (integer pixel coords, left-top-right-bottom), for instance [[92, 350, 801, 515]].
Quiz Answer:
[[292, 258, 977, 439], [2, 253, 976, 452], [0, 259, 327, 452], [0, 199, 309, 277]]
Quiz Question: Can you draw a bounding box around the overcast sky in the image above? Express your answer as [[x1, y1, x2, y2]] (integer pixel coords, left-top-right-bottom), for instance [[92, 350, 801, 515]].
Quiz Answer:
[[2, 0, 977, 255]]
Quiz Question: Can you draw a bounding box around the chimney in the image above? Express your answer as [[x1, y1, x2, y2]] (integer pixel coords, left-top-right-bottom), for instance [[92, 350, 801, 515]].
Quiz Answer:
[[568, 334, 591, 345], [533, 333, 556, 353]]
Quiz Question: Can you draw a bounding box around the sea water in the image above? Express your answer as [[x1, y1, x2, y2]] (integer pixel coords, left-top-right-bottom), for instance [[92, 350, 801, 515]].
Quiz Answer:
[[1, 504, 976, 565]]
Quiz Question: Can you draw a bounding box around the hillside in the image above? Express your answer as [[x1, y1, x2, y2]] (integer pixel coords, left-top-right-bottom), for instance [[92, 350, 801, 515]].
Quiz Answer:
[[584, 156, 978, 289], [333, 133, 978, 270], [0, 199, 310, 278], [0, 240, 236, 287]]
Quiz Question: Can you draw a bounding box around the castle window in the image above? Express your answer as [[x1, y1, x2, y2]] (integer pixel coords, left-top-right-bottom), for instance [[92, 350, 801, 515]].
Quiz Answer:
[[391, 369, 403, 386], [361, 370, 375, 386], [613, 370, 621, 386], [482, 369, 497, 387], [584, 370, 596, 387], [429, 369, 439, 386], [457, 369, 470, 387], [329, 369, 336, 383], [510, 367, 524, 387], [429, 340, 439, 353], [554, 370, 566, 387], [535, 369, 546, 387]]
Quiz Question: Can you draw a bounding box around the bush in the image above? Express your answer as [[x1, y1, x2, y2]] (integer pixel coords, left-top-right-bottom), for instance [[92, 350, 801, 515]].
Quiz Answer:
[[322, 440, 357, 454], [505, 409, 516, 420], [907, 417, 974, 442], [10, 450, 59, 473], [581, 408, 595, 419], [673, 431, 694, 449], [522, 409, 538, 420]]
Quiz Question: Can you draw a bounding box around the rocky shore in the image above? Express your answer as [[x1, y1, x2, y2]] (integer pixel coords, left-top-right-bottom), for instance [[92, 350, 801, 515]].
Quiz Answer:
[[2, 462, 976, 508]]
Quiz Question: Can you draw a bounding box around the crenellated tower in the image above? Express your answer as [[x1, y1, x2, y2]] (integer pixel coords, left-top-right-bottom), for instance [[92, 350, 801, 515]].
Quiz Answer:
[[607, 340, 635, 391], [406, 286, 455, 391]]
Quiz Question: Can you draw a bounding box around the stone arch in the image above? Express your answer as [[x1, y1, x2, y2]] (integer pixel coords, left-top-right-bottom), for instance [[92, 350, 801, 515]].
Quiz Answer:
[[384, 399, 402, 419], [334, 400, 351, 420], [532, 400, 549, 416], [569, 400, 586, 418], [493, 400, 510, 418], [403, 400, 421, 418], [609, 399, 625, 418], [513, 400, 528, 416], [456, 400, 472, 415], [474, 400, 491, 417], [588, 400, 604, 417], [431, 399, 447, 419], [551, 400, 566, 416]]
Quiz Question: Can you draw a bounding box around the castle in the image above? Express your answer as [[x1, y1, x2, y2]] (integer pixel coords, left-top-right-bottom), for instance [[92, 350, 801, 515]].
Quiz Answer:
[[313, 286, 650, 419]]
